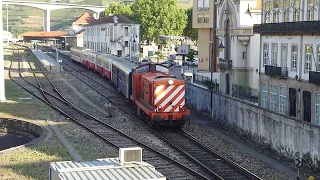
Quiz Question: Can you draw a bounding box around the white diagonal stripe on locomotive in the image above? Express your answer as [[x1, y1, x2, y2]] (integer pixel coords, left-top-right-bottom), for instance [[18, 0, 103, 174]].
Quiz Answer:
[[154, 85, 175, 105], [164, 90, 185, 112], [154, 85, 165, 95], [174, 99, 185, 112], [159, 85, 184, 109]]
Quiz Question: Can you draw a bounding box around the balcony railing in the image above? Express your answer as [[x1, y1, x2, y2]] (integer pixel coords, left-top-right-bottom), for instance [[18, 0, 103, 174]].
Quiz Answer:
[[265, 65, 288, 78], [309, 71, 320, 85], [219, 59, 232, 70]]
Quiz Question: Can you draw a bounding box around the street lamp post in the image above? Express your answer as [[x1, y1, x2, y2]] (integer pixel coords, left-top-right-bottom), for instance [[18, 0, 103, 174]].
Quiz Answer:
[[130, 34, 137, 61], [0, 1, 6, 101]]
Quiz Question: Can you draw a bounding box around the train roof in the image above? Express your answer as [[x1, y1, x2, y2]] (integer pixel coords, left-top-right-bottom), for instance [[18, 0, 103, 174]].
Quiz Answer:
[[96, 54, 116, 63], [111, 56, 139, 74]]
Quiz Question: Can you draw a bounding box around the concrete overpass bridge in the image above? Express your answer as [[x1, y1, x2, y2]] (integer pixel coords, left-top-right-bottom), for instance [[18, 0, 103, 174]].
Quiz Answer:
[[2, 0, 106, 31]]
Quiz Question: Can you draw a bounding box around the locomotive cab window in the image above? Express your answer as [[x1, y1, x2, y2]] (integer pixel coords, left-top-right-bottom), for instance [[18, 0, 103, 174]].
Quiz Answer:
[[136, 65, 150, 74], [156, 65, 169, 74]]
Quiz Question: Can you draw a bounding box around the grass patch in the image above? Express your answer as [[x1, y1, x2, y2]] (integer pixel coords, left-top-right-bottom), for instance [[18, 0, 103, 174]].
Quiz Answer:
[[0, 135, 72, 180]]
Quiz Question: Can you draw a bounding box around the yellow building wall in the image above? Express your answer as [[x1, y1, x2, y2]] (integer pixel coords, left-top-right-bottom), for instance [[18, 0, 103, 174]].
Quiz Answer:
[[197, 28, 210, 71]]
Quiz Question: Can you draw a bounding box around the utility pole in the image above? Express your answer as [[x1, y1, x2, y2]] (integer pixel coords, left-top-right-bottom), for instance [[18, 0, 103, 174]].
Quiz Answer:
[[210, 0, 217, 111], [6, 4, 9, 46], [0, 1, 6, 102]]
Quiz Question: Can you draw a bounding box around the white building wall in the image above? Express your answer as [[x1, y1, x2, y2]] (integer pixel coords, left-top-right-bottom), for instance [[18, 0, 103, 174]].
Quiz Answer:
[[248, 34, 260, 90], [84, 23, 140, 59]]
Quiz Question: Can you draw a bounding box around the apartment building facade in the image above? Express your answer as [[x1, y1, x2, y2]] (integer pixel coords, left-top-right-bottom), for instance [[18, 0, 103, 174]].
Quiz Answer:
[[83, 15, 140, 60], [215, 0, 261, 95], [254, 0, 320, 125]]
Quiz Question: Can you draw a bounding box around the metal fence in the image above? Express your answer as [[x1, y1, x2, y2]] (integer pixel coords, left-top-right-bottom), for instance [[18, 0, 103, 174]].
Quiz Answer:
[[232, 84, 259, 103], [193, 74, 211, 84]]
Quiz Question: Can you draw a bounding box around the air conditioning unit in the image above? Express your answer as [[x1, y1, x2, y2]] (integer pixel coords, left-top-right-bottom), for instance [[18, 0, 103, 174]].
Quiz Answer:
[[198, 7, 202, 11], [119, 147, 142, 164]]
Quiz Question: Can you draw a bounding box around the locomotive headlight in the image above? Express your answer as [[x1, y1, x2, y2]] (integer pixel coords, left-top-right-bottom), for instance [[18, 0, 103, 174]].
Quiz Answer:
[[168, 80, 174, 85]]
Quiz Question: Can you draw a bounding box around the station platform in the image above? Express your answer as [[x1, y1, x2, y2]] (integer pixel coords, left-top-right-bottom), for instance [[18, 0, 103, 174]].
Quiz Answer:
[[30, 48, 61, 72]]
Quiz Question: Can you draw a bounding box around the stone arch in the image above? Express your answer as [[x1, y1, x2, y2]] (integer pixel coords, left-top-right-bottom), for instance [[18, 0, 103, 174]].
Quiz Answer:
[[219, 0, 237, 28]]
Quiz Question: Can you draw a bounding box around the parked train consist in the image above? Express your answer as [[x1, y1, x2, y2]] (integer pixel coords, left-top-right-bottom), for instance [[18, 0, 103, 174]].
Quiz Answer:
[[69, 47, 190, 127]]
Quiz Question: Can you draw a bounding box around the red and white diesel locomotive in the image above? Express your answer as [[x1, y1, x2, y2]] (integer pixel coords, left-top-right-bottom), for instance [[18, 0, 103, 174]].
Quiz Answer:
[[69, 47, 190, 127]]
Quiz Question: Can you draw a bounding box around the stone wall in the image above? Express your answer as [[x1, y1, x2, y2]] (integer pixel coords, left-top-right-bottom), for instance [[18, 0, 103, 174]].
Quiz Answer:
[[185, 82, 320, 166], [0, 118, 43, 139]]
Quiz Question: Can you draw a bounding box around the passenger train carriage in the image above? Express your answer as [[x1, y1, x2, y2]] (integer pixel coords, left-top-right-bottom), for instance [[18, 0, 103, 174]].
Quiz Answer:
[[70, 47, 91, 63], [69, 47, 190, 127]]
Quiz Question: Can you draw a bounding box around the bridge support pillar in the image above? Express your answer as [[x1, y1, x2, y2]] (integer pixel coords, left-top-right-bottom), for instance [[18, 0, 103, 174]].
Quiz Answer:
[[43, 9, 51, 32], [0, 1, 6, 101]]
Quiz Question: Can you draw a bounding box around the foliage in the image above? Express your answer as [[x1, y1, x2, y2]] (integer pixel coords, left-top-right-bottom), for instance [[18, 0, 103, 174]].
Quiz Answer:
[[104, 2, 133, 18], [184, 8, 198, 41], [131, 0, 187, 41], [155, 51, 164, 59], [203, 80, 217, 90], [186, 51, 194, 60]]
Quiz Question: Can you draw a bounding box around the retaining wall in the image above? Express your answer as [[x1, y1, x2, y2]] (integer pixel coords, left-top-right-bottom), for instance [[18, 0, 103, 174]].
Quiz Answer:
[[185, 82, 320, 166]]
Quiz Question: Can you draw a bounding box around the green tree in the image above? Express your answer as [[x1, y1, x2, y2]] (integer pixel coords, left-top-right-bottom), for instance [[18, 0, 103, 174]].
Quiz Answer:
[[186, 51, 194, 60], [131, 0, 187, 41], [104, 2, 133, 18], [184, 8, 198, 41]]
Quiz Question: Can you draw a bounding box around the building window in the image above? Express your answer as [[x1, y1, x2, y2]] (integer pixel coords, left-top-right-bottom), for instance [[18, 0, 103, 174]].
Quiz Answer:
[[197, 0, 203, 8], [281, 44, 287, 67], [125, 27, 129, 36], [125, 41, 129, 47], [203, 0, 209, 9], [261, 83, 268, 108], [316, 94, 320, 125], [291, 45, 298, 70], [273, 1, 281, 23], [197, 15, 203, 23], [263, 43, 269, 65], [294, 0, 300, 21], [305, 45, 312, 72], [204, 15, 209, 23], [264, 2, 271, 23], [271, 44, 278, 66], [117, 50, 122, 57], [279, 86, 286, 114], [270, 84, 277, 111], [308, 0, 315, 21], [283, 0, 290, 22]]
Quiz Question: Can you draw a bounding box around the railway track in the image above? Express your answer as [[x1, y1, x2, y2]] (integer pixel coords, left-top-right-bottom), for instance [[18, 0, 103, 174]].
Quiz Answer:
[[38, 45, 263, 180], [10, 45, 214, 179]]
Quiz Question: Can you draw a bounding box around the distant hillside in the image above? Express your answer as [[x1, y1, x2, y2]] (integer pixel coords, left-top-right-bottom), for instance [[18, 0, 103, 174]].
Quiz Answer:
[[2, 0, 192, 36]]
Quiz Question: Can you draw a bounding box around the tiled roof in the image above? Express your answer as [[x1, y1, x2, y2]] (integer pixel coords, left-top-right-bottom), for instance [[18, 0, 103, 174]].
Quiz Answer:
[[19, 31, 68, 37], [88, 14, 136, 26], [73, 12, 95, 25]]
